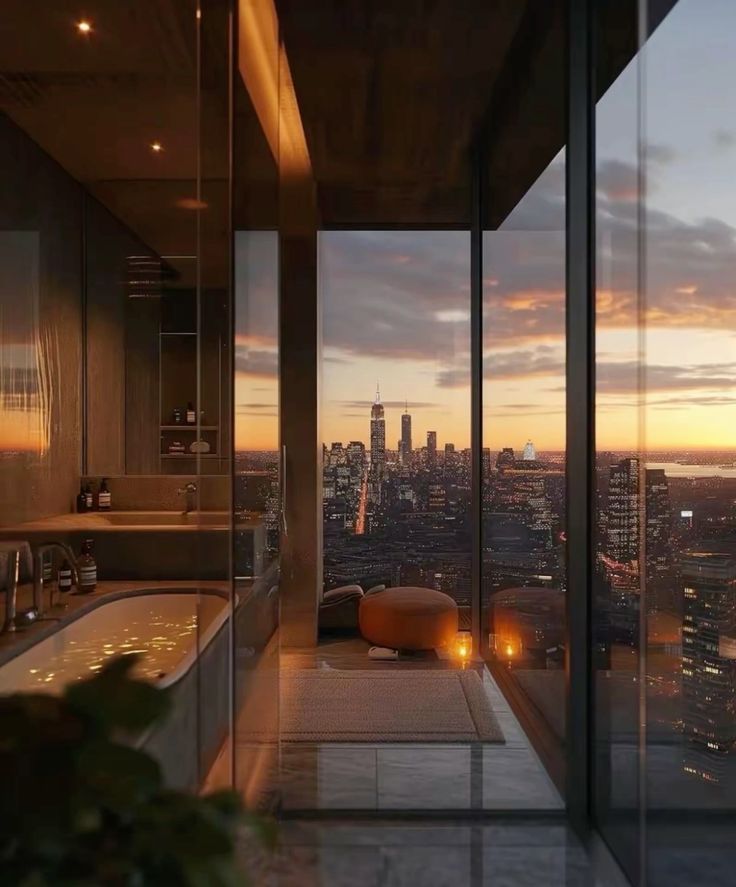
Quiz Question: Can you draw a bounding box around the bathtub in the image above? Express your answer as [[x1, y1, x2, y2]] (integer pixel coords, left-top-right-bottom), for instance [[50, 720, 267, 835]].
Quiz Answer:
[[0, 590, 230, 694], [0, 589, 232, 791]]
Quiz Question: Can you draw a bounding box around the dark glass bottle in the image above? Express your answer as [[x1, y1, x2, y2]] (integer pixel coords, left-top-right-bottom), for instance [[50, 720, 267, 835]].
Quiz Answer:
[[78, 539, 97, 592], [58, 559, 73, 593], [84, 483, 94, 511], [98, 478, 111, 511], [186, 401, 196, 424], [76, 483, 87, 513]]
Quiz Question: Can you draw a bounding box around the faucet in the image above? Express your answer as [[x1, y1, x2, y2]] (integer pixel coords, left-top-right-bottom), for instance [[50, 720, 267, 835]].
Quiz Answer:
[[32, 542, 79, 618], [177, 481, 198, 514], [2, 546, 22, 634]]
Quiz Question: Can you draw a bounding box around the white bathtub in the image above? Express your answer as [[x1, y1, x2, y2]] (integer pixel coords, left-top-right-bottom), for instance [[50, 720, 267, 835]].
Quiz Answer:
[[0, 590, 230, 694]]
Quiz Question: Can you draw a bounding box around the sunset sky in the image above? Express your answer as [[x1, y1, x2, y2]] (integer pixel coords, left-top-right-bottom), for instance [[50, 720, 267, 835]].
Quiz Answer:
[[234, 0, 736, 453]]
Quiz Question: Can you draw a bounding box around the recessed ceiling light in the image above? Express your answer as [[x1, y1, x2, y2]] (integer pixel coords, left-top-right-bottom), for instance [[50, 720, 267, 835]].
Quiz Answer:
[[150, 141, 163, 153], [76, 20, 92, 34], [176, 197, 208, 210]]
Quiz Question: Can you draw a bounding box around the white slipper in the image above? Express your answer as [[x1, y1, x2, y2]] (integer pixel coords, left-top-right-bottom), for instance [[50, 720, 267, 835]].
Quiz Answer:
[[368, 646, 399, 660]]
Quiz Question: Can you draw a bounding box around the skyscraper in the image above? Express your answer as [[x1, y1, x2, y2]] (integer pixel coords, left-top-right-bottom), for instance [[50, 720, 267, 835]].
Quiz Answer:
[[607, 457, 640, 565], [496, 447, 515, 471], [681, 549, 736, 787], [370, 384, 386, 490], [522, 440, 537, 461], [645, 468, 673, 611], [427, 430, 437, 469], [400, 403, 412, 465]]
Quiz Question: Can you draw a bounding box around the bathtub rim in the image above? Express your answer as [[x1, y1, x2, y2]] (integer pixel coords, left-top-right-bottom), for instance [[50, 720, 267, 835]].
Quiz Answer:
[[0, 586, 231, 673]]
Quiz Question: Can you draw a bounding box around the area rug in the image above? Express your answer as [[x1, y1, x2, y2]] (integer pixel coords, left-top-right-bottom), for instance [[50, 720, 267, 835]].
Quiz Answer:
[[279, 669, 504, 743]]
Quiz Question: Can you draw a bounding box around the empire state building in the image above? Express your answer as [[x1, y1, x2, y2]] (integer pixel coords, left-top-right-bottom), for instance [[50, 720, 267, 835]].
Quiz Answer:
[[370, 384, 386, 483]]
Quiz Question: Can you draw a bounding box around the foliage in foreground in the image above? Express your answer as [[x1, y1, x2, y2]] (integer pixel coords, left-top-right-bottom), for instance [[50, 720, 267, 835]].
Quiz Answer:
[[0, 655, 274, 886]]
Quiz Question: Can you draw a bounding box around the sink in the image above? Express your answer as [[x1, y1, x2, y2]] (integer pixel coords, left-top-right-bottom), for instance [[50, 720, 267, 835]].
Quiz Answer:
[[99, 511, 228, 528]]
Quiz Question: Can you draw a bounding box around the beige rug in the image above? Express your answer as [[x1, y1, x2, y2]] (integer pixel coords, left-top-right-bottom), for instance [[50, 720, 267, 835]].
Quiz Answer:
[[279, 669, 504, 743]]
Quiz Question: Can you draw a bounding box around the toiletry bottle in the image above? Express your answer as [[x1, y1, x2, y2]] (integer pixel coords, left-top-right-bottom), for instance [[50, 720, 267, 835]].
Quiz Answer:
[[78, 539, 97, 592], [84, 483, 94, 511], [186, 401, 196, 424], [58, 559, 73, 593], [173, 407, 182, 424], [76, 483, 87, 513], [98, 478, 111, 511]]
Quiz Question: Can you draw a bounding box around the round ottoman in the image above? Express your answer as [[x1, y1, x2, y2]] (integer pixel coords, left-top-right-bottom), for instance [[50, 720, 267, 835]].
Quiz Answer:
[[359, 587, 458, 651]]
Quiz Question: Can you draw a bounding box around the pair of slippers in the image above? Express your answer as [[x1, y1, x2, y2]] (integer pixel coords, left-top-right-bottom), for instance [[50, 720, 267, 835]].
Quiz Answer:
[[368, 645, 399, 660]]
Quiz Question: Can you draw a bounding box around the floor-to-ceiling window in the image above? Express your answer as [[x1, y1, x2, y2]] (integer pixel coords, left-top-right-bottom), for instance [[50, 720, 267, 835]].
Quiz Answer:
[[593, 2, 644, 878], [319, 231, 472, 620], [641, 1, 736, 882], [593, 1, 736, 882], [481, 7, 568, 795]]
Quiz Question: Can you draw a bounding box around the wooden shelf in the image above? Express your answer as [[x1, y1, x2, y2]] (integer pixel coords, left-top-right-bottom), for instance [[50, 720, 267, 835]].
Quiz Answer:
[[160, 425, 219, 431], [161, 453, 222, 459]]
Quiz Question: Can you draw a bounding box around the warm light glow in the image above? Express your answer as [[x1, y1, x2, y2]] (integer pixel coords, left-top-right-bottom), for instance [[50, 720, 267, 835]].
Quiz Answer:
[[454, 631, 472, 661], [76, 20, 92, 34], [238, 0, 312, 178], [150, 141, 163, 153], [505, 644, 514, 658], [175, 197, 209, 211]]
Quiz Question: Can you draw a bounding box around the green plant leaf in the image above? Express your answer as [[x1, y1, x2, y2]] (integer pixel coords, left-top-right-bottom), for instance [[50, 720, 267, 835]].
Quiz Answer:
[[76, 739, 163, 809], [64, 655, 170, 732]]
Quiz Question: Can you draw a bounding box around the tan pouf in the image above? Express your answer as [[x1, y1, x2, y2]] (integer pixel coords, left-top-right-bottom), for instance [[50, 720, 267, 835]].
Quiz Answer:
[[359, 587, 458, 651]]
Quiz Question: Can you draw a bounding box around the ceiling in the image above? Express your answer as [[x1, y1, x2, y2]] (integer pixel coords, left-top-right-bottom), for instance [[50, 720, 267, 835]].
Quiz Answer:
[[276, 0, 528, 228], [0, 0, 679, 248], [0, 0, 232, 287], [278, 0, 678, 229]]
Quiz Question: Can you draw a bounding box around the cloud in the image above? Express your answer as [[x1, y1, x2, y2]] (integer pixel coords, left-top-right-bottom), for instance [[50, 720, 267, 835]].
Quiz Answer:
[[337, 400, 442, 410], [597, 360, 736, 395], [236, 403, 278, 417], [235, 347, 277, 378], [714, 129, 736, 149], [315, 152, 736, 406]]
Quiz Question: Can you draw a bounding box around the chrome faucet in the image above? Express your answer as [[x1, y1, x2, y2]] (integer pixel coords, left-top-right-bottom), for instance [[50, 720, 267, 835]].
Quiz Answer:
[[177, 481, 198, 514], [33, 542, 79, 618], [2, 546, 22, 633]]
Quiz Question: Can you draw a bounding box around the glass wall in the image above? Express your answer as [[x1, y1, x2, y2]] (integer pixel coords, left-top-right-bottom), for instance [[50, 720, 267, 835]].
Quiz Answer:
[[641, 1, 736, 882], [0, 0, 233, 794], [593, 1, 644, 879], [593, 1, 736, 882], [481, 9, 568, 792], [230, 0, 281, 807]]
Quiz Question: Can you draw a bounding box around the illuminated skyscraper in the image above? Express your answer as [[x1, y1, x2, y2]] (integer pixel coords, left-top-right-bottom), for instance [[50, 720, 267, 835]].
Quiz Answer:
[[427, 430, 437, 468], [681, 549, 736, 787], [400, 402, 412, 465], [370, 384, 386, 485], [645, 468, 673, 611], [607, 457, 640, 565], [496, 447, 515, 471], [522, 439, 537, 461]]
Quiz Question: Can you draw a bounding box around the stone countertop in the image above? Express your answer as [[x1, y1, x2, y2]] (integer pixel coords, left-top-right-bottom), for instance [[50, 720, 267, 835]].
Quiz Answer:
[[0, 579, 230, 669], [0, 510, 266, 534]]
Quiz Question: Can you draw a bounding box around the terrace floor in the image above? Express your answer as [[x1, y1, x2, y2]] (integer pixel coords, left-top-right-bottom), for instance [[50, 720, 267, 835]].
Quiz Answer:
[[239, 818, 604, 887], [277, 637, 563, 813]]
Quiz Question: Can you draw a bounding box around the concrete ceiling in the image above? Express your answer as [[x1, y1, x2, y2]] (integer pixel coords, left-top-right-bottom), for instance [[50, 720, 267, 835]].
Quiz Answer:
[[0, 0, 679, 245], [277, 0, 529, 228], [278, 0, 678, 229]]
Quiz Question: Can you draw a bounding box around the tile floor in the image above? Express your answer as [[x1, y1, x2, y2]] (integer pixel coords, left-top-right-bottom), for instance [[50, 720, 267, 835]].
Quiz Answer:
[[276, 637, 562, 812], [238, 818, 615, 887]]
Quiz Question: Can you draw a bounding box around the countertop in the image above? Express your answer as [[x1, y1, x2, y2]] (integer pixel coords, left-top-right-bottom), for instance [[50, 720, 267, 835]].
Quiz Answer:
[[0, 510, 265, 534]]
